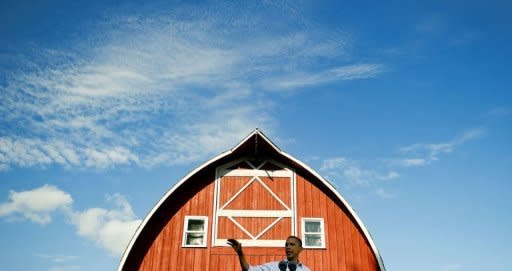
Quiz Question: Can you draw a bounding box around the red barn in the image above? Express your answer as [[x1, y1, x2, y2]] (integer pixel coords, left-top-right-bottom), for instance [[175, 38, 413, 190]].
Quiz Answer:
[[118, 129, 386, 271]]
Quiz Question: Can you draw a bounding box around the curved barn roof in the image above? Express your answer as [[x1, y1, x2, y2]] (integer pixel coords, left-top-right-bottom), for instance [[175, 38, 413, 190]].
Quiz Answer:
[[118, 129, 386, 271]]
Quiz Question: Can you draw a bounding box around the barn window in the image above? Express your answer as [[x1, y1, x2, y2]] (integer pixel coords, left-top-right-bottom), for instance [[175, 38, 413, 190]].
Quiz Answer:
[[182, 216, 208, 247], [301, 218, 325, 248]]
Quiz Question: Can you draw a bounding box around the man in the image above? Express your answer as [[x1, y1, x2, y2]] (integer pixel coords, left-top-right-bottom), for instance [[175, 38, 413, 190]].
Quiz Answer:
[[227, 236, 311, 271]]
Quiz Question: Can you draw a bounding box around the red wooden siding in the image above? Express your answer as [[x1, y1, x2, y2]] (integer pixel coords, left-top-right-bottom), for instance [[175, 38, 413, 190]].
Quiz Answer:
[[295, 174, 379, 271], [219, 176, 291, 210], [131, 168, 380, 271]]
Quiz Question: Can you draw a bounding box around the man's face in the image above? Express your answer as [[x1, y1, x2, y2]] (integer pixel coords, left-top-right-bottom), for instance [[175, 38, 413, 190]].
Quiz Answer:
[[285, 237, 303, 262]]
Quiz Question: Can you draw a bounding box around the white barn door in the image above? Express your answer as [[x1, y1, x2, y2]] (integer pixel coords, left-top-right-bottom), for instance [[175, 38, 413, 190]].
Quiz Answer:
[[212, 159, 296, 247]]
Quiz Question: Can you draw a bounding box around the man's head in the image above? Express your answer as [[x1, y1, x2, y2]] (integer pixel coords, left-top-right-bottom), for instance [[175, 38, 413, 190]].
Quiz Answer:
[[284, 236, 303, 262]]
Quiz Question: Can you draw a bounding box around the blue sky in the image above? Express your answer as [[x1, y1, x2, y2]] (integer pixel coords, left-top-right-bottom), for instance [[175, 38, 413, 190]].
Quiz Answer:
[[0, 0, 511, 270]]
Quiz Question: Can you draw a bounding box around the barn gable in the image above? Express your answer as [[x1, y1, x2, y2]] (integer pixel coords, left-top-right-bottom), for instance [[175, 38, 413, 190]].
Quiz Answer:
[[118, 129, 386, 271]]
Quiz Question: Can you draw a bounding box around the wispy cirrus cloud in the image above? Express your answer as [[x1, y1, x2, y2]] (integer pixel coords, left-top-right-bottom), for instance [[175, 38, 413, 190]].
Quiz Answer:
[[0, 3, 384, 171], [35, 254, 78, 263], [49, 266, 80, 271], [320, 157, 399, 186], [319, 157, 399, 199], [35, 254, 80, 271], [487, 106, 510, 117], [263, 63, 384, 90], [375, 188, 395, 199], [318, 128, 485, 199], [389, 128, 486, 167], [0, 137, 138, 169]]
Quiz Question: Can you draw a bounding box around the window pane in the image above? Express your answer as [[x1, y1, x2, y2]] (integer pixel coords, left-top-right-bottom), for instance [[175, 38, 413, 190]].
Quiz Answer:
[[305, 234, 322, 247], [186, 233, 204, 245], [187, 219, 205, 231], [305, 221, 321, 233]]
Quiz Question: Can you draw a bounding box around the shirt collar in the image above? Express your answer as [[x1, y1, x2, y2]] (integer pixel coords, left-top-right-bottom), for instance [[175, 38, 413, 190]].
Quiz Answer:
[[282, 260, 303, 266]]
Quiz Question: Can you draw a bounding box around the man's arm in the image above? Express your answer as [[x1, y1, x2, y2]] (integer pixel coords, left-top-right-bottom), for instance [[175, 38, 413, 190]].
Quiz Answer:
[[227, 239, 250, 271]]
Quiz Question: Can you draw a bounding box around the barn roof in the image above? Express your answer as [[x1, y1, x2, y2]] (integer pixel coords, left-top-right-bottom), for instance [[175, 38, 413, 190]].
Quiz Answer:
[[118, 129, 386, 271]]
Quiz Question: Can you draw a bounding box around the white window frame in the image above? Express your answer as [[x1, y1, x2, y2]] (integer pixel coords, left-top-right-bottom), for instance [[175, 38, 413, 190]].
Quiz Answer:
[[182, 216, 208, 248], [301, 217, 326, 249]]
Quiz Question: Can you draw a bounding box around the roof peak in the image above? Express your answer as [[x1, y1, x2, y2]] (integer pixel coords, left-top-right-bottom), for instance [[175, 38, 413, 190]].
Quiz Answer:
[[231, 128, 281, 154]]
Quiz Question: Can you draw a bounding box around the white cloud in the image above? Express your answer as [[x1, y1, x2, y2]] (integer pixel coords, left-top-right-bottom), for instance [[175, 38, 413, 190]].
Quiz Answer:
[[0, 3, 383, 171], [84, 147, 139, 168], [70, 194, 141, 255], [0, 185, 73, 224], [319, 157, 347, 170], [388, 158, 428, 167], [487, 106, 510, 117], [36, 253, 80, 270], [375, 188, 395, 199], [319, 128, 483, 198], [396, 128, 485, 167], [263, 63, 384, 90], [320, 157, 399, 187], [0, 185, 141, 255], [0, 137, 139, 170], [35, 254, 78, 263], [379, 171, 400, 180], [49, 266, 80, 271]]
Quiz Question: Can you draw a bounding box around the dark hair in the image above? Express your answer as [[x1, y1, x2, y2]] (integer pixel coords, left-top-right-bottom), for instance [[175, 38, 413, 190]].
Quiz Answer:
[[286, 235, 303, 247]]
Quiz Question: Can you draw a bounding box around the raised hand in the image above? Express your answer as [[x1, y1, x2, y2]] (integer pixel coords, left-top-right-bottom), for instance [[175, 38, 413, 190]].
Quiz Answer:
[[227, 239, 249, 271], [227, 238, 242, 254]]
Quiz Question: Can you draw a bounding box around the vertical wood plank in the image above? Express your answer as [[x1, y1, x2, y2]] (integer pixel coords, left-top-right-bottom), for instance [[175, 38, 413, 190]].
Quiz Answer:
[[168, 216, 179, 271], [311, 185, 323, 271], [342, 211, 352, 271], [351, 222, 361, 271], [335, 208, 346, 271]]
